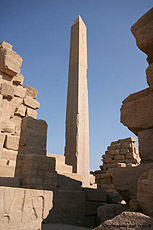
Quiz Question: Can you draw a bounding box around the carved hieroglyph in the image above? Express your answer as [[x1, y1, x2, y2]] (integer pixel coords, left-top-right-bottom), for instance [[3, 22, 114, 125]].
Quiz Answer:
[[64, 16, 90, 186]]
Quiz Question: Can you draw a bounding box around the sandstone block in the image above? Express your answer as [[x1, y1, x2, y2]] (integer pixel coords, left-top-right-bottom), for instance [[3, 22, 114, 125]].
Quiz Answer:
[[24, 96, 40, 109], [83, 188, 106, 202], [0, 44, 23, 76], [26, 107, 37, 119], [146, 63, 153, 89], [0, 41, 12, 50], [24, 85, 38, 99], [106, 192, 122, 204], [21, 116, 47, 134], [13, 73, 24, 85], [86, 201, 104, 216], [15, 104, 26, 117], [45, 190, 86, 226], [1, 98, 11, 119], [107, 145, 116, 150], [94, 211, 153, 230], [5, 134, 20, 151], [112, 163, 153, 202], [116, 163, 126, 167], [19, 146, 46, 156], [102, 158, 113, 164], [1, 119, 15, 133], [111, 141, 118, 145], [97, 204, 129, 224], [121, 142, 132, 149], [138, 128, 153, 162], [120, 149, 129, 154], [14, 85, 26, 98], [121, 90, 153, 135], [137, 169, 153, 216], [0, 82, 14, 98], [111, 150, 119, 155], [2, 148, 18, 161], [131, 7, 153, 59], [10, 115, 22, 136], [114, 155, 125, 160]]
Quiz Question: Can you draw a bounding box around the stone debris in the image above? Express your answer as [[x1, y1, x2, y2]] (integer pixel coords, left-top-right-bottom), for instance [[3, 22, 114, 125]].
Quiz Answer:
[[97, 204, 129, 225], [94, 211, 153, 230]]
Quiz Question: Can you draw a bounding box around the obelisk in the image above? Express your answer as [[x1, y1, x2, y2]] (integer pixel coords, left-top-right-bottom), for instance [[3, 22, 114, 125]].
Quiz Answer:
[[64, 16, 90, 186]]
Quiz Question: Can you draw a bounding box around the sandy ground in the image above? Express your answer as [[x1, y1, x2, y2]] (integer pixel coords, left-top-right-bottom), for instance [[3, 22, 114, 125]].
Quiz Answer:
[[42, 223, 92, 230]]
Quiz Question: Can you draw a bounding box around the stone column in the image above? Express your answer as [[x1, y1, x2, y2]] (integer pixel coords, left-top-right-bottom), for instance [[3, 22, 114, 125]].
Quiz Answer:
[[64, 16, 90, 186]]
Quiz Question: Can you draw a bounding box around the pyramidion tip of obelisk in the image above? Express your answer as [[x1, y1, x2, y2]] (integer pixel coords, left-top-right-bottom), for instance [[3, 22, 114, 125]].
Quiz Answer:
[[72, 15, 86, 26]]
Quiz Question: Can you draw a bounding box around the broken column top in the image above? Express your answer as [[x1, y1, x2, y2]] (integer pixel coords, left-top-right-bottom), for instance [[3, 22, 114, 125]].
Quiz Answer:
[[131, 7, 153, 60]]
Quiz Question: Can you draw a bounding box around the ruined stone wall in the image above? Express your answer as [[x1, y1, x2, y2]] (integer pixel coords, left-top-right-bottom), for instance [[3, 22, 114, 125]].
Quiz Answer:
[[0, 41, 39, 176], [95, 137, 140, 193]]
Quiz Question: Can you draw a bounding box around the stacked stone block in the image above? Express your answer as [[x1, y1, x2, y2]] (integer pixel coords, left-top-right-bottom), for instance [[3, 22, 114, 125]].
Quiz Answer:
[[0, 41, 39, 173], [95, 137, 140, 193], [15, 117, 57, 190], [121, 8, 153, 163]]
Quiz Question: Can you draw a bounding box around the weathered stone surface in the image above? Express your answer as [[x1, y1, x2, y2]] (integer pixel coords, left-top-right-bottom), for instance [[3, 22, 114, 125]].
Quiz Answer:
[[138, 128, 153, 162], [85, 201, 104, 216], [106, 192, 122, 204], [44, 190, 86, 226], [19, 145, 46, 156], [129, 199, 141, 211], [24, 96, 40, 109], [1, 148, 18, 161], [24, 85, 38, 99], [10, 97, 23, 116], [146, 63, 153, 89], [14, 85, 26, 98], [10, 115, 22, 136], [83, 188, 106, 202], [121, 90, 153, 135], [112, 163, 153, 202], [0, 186, 53, 230], [0, 82, 14, 98], [1, 119, 15, 133], [97, 204, 129, 224], [5, 134, 20, 151], [21, 116, 47, 135], [137, 169, 153, 216], [19, 117, 47, 155], [0, 43, 23, 76], [15, 104, 26, 117], [26, 107, 37, 119], [94, 211, 153, 230], [65, 16, 90, 186], [0, 41, 12, 50], [13, 73, 24, 85], [131, 7, 153, 60]]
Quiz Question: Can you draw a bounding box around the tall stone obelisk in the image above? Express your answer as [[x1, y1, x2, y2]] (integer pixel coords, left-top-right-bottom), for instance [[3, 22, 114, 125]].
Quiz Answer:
[[64, 16, 90, 186]]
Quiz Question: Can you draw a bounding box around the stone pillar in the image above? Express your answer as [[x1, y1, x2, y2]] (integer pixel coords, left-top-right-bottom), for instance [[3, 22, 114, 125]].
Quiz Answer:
[[64, 16, 90, 186]]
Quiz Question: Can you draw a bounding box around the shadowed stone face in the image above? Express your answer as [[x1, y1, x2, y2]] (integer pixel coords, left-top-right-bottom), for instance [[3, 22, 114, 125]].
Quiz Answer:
[[64, 16, 90, 186]]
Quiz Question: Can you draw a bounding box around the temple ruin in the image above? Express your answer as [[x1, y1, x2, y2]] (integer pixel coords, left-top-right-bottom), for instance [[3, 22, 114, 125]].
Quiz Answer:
[[0, 7, 153, 230]]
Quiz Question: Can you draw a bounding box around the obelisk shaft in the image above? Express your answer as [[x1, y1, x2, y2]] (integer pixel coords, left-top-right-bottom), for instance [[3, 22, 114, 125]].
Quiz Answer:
[[65, 16, 90, 186]]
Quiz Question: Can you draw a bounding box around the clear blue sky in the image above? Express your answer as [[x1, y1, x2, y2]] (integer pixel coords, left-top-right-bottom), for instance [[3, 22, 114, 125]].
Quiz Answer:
[[1, 0, 152, 171]]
